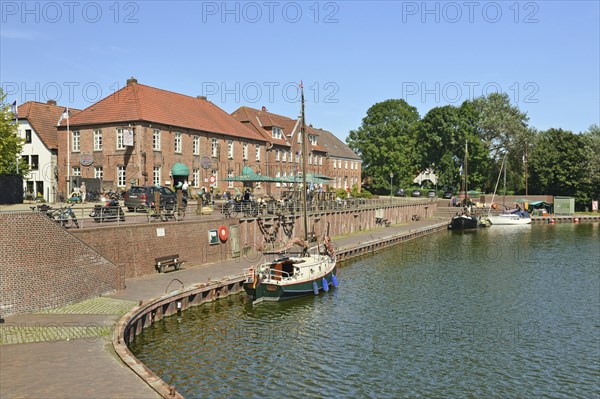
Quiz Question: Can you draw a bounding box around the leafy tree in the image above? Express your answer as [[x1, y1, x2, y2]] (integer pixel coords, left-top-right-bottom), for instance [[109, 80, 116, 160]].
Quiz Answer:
[[473, 92, 531, 192], [581, 124, 600, 205], [0, 89, 29, 176], [528, 128, 591, 208], [347, 99, 420, 193]]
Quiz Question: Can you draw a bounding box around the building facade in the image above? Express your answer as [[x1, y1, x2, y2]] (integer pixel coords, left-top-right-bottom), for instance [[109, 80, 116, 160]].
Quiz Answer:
[[57, 79, 266, 198], [314, 128, 362, 192], [15, 100, 79, 202]]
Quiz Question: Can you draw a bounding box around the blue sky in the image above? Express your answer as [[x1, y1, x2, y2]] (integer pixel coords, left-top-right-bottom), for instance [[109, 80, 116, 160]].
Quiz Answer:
[[1, 1, 598, 140]]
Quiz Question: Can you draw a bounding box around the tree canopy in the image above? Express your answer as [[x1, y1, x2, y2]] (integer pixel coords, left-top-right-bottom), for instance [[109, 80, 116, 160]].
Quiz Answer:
[[0, 89, 29, 176], [348, 92, 598, 209]]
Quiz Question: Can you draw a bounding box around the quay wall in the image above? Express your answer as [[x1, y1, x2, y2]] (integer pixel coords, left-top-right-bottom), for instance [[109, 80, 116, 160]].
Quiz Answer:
[[71, 201, 436, 279], [0, 212, 123, 316]]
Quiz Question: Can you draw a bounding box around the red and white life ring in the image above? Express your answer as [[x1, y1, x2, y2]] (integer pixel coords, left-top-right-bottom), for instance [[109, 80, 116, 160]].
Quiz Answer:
[[218, 225, 229, 241]]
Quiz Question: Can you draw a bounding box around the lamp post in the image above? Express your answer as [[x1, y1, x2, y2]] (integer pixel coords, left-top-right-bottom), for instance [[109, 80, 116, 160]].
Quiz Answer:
[[389, 172, 393, 205]]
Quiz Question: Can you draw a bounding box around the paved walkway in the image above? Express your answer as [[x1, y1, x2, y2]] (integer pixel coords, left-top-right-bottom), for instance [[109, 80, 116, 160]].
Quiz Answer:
[[0, 215, 449, 399]]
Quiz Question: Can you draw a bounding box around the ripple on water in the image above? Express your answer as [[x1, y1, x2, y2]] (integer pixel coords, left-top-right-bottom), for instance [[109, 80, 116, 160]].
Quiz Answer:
[[130, 224, 600, 398]]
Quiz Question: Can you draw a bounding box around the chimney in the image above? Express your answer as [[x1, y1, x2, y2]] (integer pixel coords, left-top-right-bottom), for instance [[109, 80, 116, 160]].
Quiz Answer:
[[197, 95, 207, 100], [261, 106, 267, 112], [47, 99, 57, 106], [126, 77, 138, 85]]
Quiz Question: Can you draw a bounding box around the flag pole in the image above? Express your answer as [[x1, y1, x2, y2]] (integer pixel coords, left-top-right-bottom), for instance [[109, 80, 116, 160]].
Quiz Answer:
[[300, 81, 308, 243], [66, 107, 70, 198]]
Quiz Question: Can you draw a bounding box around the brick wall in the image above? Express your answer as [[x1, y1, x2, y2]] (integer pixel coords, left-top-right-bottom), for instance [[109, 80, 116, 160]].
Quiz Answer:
[[71, 201, 436, 279], [0, 213, 123, 316]]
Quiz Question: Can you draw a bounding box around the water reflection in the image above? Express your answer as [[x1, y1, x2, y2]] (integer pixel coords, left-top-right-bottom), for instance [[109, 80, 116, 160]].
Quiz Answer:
[[131, 224, 600, 399]]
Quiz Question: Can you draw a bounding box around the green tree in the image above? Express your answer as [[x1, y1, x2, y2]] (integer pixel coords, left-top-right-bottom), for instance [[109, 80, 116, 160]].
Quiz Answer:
[[529, 128, 591, 208], [473, 92, 531, 192], [347, 99, 420, 193], [0, 89, 29, 176], [581, 124, 600, 205]]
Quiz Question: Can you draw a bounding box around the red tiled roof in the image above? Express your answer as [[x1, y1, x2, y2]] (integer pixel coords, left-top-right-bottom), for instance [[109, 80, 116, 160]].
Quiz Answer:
[[62, 83, 264, 141], [17, 102, 80, 150], [231, 106, 293, 147]]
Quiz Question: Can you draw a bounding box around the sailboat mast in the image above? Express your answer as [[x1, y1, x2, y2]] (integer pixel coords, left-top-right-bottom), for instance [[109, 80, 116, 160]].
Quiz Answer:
[[503, 156, 507, 207], [464, 140, 468, 204], [300, 82, 309, 242]]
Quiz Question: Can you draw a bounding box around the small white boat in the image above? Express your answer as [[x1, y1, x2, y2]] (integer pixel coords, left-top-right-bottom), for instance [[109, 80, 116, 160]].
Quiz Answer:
[[488, 212, 531, 225]]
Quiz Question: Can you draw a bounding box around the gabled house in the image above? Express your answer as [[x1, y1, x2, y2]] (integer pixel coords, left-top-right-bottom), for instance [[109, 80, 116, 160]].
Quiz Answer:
[[15, 100, 80, 202], [57, 78, 266, 197], [314, 128, 362, 192], [231, 106, 329, 195]]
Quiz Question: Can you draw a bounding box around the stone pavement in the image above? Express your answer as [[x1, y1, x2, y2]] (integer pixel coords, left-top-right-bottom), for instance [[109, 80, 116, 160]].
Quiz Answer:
[[0, 214, 449, 399]]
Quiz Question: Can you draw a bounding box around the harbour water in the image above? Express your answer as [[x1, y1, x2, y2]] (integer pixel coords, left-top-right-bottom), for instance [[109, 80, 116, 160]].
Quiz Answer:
[[130, 223, 600, 398]]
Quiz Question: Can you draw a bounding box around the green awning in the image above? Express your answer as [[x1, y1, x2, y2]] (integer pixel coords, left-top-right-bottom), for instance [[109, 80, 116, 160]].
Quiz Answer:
[[171, 163, 189, 176]]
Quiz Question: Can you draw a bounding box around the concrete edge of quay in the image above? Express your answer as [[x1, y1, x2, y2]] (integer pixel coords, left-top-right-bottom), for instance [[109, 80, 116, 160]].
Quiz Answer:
[[112, 219, 449, 399]]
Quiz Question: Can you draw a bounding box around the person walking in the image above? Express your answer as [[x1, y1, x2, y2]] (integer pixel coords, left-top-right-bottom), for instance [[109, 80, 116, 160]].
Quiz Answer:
[[80, 182, 86, 203]]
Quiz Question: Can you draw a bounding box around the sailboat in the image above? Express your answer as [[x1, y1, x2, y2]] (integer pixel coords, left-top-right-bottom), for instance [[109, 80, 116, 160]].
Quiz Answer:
[[243, 83, 338, 304], [449, 141, 480, 230], [487, 155, 531, 226]]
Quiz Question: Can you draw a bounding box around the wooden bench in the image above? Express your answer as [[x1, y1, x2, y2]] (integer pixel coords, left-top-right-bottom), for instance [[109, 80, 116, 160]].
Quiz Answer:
[[375, 217, 391, 227], [155, 254, 183, 273]]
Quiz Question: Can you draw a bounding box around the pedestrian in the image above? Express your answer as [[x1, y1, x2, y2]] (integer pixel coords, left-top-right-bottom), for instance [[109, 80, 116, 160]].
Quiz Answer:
[[243, 188, 251, 201], [182, 180, 189, 198], [80, 182, 86, 203]]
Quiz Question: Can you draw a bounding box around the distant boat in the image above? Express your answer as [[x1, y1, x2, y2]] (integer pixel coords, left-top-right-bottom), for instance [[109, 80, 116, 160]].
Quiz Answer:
[[488, 210, 531, 225], [487, 155, 531, 226], [449, 141, 480, 230], [448, 214, 479, 230]]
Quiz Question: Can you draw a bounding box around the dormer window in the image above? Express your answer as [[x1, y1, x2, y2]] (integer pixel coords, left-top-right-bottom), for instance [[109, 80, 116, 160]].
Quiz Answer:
[[309, 135, 317, 145], [272, 127, 283, 139]]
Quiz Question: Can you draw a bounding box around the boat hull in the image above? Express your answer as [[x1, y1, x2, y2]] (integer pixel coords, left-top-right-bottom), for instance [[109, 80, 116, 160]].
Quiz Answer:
[[448, 215, 479, 230], [488, 215, 531, 225], [244, 265, 337, 303]]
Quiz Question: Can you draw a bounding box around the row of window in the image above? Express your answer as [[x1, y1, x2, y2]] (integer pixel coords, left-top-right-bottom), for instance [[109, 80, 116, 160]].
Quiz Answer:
[[333, 159, 360, 170]]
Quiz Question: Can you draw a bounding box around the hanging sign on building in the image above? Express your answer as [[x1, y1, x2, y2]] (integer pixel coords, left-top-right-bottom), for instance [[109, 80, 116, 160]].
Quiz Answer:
[[80, 153, 94, 166], [123, 129, 134, 146]]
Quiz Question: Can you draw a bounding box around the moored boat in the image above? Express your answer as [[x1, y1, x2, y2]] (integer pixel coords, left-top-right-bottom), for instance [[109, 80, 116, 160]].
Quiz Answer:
[[448, 214, 479, 230], [488, 210, 531, 225], [243, 237, 337, 303]]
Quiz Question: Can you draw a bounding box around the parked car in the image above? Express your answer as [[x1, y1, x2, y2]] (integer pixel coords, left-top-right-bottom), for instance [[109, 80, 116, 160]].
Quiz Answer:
[[411, 189, 421, 197], [443, 190, 453, 199], [124, 185, 180, 212], [427, 190, 437, 198], [396, 188, 406, 197]]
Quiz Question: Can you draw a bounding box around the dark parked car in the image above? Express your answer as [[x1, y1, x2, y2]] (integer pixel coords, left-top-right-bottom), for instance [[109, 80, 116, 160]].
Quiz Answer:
[[411, 189, 421, 197], [124, 185, 181, 212], [396, 188, 406, 197], [443, 190, 453, 199], [427, 190, 437, 198]]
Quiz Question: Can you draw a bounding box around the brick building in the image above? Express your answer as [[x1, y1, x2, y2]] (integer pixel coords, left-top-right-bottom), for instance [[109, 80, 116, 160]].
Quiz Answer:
[[231, 106, 329, 196], [314, 128, 362, 192], [56, 78, 266, 197]]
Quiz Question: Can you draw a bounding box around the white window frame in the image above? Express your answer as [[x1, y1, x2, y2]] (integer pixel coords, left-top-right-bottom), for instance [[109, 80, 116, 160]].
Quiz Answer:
[[228, 170, 234, 188], [345, 160, 348, 169], [174, 132, 182, 153], [117, 166, 126, 187], [242, 143, 248, 160], [227, 140, 234, 159], [275, 171, 281, 187], [193, 136, 200, 155], [319, 155, 323, 166], [282, 150, 287, 163], [255, 144, 261, 161], [72, 131, 80, 152], [275, 149, 280, 161], [94, 166, 103, 179], [153, 129, 161, 151], [116, 128, 125, 150], [93, 130, 102, 151], [309, 135, 317, 145], [272, 127, 282, 139], [153, 166, 161, 185], [211, 138, 218, 157], [72, 166, 81, 176], [193, 169, 200, 187]]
